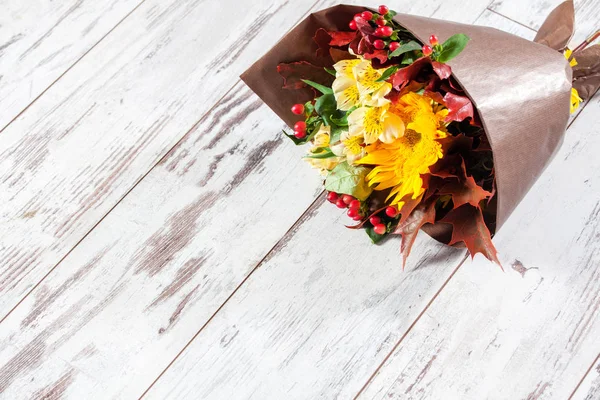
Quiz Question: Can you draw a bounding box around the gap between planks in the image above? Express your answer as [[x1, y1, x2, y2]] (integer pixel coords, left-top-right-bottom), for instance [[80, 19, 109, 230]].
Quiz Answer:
[[0, 0, 321, 325], [0, 0, 149, 135], [569, 352, 600, 399]]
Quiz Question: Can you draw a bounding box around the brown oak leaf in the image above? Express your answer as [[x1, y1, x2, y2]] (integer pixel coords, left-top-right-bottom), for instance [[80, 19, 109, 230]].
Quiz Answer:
[[439, 204, 501, 267], [393, 199, 437, 269], [438, 159, 492, 209]]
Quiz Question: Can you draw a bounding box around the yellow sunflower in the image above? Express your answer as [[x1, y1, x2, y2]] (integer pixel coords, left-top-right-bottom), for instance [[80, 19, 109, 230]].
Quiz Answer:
[[356, 92, 448, 209], [357, 130, 443, 208]]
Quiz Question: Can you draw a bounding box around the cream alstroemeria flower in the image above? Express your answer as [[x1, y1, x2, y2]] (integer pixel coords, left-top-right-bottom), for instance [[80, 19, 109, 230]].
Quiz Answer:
[[332, 58, 392, 110], [332, 59, 362, 111], [330, 130, 365, 164], [348, 105, 405, 145], [305, 125, 341, 175]]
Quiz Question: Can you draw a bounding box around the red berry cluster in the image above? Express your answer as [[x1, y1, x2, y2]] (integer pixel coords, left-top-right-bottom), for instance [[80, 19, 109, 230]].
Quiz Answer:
[[348, 6, 402, 55], [327, 191, 402, 236], [290, 103, 307, 139], [327, 192, 363, 221], [422, 34, 439, 57]]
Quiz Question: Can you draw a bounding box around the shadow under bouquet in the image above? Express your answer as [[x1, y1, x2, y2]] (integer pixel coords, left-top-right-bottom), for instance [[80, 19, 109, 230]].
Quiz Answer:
[[242, 2, 599, 267]]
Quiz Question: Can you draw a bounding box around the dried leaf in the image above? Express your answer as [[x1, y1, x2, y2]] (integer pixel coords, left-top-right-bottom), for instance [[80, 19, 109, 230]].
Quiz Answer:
[[438, 159, 493, 209], [392, 199, 437, 269], [363, 49, 388, 64], [443, 92, 474, 122], [391, 57, 452, 89], [328, 31, 357, 46], [440, 204, 501, 266], [277, 62, 334, 90]]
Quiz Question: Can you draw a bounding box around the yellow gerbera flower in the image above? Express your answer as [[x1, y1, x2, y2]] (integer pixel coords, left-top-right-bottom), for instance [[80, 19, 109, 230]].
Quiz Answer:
[[332, 58, 392, 110], [357, 129, 444, 209], [571, 87, 582, 113], [347, 104, 405, 144], [393, 92, 448, 139]]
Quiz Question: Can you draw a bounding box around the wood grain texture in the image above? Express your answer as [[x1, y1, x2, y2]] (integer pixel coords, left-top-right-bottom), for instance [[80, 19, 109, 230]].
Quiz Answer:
[[0, 85, 325, 399], [0, 0, 143, 131], [489, 0, 600, 45], [0, 0, 320, 319], [141, 5, 547, 400], [572, 355, 600, 400], [358, 92, 600, 399]]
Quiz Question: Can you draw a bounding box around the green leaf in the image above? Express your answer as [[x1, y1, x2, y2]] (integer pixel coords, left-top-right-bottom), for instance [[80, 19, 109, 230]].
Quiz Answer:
[[304, 149, 336, 159], [324, 67, 336, 77], [324, 162, 373, 201], [304, 101, 314, 116], [436, 33, 470, 63], [301, 79, 333, 95], [329, 124, 347, 144], [314, 94, 337, 126], [329, 113, 348, 126], [365, 226, 386, 244], [281, 121, 322, 146], [376, 66, 399, 82], [282, 129, 304, 145], [401, 51, 418, 65], [388, 40, 422, 58]]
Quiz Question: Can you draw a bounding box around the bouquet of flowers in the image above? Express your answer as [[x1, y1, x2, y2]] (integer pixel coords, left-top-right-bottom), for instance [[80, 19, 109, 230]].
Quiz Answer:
[[242, 2, 599, 267]]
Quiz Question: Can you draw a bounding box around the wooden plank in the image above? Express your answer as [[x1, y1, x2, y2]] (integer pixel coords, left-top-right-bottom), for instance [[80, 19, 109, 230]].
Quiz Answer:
[[140, 5, 544, 400], [357, 79, 600, 399], [0, 85, 324, 398], [0, 0, 318, 318], [572, 354, 600, 400], [489, 0, 600, 45], [0, 0, 143, 131]]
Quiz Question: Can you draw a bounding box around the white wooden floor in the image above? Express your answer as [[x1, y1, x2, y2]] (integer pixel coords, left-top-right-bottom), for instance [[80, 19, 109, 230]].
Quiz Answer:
[[0, 0, 599, 399]]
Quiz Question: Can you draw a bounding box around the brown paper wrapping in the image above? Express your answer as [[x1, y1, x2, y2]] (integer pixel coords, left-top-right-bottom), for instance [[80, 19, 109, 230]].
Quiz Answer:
[[241, 3, 577, 235]]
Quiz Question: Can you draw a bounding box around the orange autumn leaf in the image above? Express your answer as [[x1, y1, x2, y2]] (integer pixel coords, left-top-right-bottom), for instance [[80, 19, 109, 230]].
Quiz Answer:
[[438, 159, 492, 208], [392, 199, 437, 269], [440, 204, 501, 267]]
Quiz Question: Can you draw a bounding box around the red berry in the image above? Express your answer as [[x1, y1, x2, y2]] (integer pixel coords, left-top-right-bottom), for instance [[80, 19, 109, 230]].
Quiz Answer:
[[291, 103, 304, 115], [373, 223, 387, 235], [429, 34, 439, 46], [361, 11, 373, 20], [374, 39, 385, 50], [378, 5, 389, 14], [378, 26, 393, 37], [342, 194, 354, 205], [375, 17, 386, 26], [294, 121, 306, 132], [352, 214, 363, 221], [347, 208, 359, 218], [389, 41, 400, 52], [369, 216, 382, 226], [422, 44, 433, 56], [349, 20, 358, 30], [349, 199, 361, 209], [294, 131, 306, 139], [336, 198, 347, 209], [327, 191, 339, 203], [354, 15, 363, 22], [354, 13, 362, 19], [385, 206, 398, 217]]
